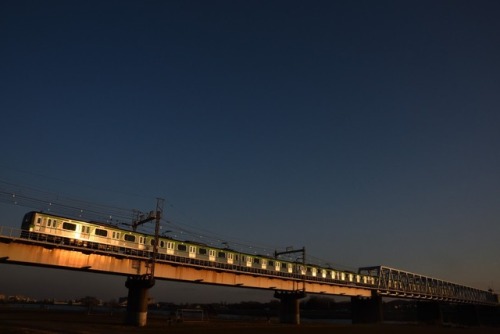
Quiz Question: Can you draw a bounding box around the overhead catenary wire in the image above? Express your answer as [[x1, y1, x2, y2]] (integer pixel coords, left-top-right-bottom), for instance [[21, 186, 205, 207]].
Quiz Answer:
[[0, 179, 355, 271], [0, 180, 135, 225]]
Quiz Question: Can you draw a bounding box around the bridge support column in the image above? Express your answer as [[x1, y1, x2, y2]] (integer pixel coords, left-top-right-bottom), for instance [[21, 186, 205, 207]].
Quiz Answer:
[[351, 292, 383, 324], [274, 290, 306, 324], [476, 305, 500, 326], [124, 275, 155, 327], [456, 304, 480, 326], [417, 301, 442, 325]]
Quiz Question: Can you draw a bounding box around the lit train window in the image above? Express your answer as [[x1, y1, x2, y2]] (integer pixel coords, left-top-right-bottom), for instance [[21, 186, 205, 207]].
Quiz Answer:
[[95, 229, 108, 237], [124, 234, 135, 242], [62, 222, 77, 231], [47, 219, 56, 228]]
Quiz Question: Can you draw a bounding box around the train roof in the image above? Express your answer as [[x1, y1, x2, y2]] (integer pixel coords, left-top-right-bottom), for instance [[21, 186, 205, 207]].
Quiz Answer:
[[29, 211, 135, 232]]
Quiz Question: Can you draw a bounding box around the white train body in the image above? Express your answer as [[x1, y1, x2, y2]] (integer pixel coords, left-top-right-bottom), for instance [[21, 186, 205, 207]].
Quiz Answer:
[[21, 211, 376, 287]]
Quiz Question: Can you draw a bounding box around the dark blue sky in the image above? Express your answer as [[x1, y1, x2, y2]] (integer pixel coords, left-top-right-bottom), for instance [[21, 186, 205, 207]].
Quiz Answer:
[[1, 1, 499, 302]]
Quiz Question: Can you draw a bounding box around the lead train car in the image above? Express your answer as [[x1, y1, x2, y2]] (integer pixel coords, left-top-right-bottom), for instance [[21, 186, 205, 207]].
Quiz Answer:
[[21, 211, 376, 286]]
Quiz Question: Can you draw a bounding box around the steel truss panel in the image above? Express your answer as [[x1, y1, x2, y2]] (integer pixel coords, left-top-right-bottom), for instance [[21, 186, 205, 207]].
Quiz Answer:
[[358, 266, 498, 306]]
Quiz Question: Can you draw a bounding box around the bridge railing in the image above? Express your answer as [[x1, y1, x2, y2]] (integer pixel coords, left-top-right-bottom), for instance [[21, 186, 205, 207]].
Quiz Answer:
[[359, 266, 498, 306]]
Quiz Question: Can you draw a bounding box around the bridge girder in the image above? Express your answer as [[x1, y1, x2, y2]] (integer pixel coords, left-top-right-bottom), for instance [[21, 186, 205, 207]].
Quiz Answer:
[[0, 237, 371, 298]]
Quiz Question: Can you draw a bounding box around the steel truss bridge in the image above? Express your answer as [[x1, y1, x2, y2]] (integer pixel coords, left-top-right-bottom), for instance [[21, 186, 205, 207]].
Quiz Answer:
[[360, 266, 498, 305], [0, 226, 498, 306]]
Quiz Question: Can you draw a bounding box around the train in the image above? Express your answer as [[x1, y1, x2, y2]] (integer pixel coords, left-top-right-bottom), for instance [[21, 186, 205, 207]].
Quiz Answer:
[[20, 211, 376, 286]]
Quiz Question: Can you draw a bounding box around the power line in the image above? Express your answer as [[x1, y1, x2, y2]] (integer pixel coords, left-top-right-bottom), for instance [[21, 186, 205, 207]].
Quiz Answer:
[[0, 181, 135, 225], [0, 180, 355, 270]]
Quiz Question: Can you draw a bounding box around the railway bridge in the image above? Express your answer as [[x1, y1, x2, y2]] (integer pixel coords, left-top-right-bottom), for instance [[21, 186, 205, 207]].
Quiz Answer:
[[0, 226, 498, 326]]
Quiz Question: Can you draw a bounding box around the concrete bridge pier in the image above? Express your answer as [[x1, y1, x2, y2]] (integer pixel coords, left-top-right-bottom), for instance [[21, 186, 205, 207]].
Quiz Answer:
[[455, 304, 480, 326], [417, 301, 443, 325], [351, 292, 383, 324], [476, 305, 500, 326], [274, 290, 307, 324], [124, 275, 155, 326]]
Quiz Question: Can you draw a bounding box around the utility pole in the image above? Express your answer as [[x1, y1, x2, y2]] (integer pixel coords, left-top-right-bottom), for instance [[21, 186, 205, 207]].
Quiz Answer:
[[274, 246, 306, 292], [151, 198, 164, 279], [125, 198, 164, 327], [131, 198, 164, 280]]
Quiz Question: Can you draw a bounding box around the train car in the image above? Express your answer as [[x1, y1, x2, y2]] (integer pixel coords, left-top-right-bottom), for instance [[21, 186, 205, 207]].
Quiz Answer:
[[21, 211, 152, 252], [20, 211, 376, 288]]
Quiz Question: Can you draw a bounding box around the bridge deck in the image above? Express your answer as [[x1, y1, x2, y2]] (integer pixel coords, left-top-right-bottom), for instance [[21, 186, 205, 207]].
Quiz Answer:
[[0, 227, 372, 298], [0, 225, 497, 305]]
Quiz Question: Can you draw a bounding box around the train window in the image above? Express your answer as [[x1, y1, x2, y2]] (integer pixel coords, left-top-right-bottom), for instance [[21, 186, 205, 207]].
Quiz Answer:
[[160, 240, 165, 248], [124, 234, 136, 242], [150, 239, 155, 246], [112, 232, 120, 239], [268, 261, 274, 267], [177, 244, 187, 251], [95, 229, 108, 237], [81, 226, 90, 234], [62, 222, 77, 231], [218, 252, 226, 258], [253, 258, 260, 264], [199, 248, 207, 255], [36, 217, 41, 225]]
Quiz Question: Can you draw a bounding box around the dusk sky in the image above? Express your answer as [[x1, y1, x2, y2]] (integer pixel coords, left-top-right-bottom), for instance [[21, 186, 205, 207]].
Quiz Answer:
[[1, 1, 499, 303]]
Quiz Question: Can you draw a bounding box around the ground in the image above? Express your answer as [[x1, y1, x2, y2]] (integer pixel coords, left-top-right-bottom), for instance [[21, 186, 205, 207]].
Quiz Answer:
[[0, 308, 498, 334]]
